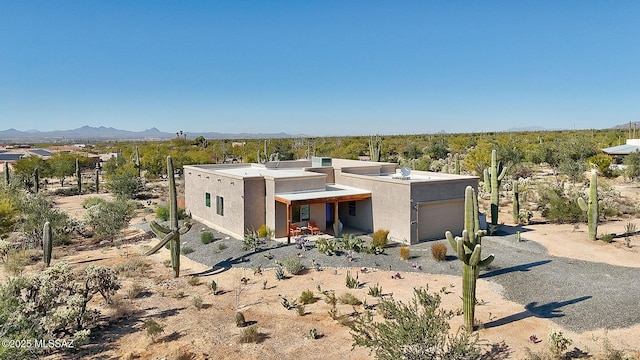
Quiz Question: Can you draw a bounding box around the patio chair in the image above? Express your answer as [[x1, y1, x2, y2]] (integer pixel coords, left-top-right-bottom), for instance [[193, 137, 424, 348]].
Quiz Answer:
[[307, 221, 320, 235], [289, 223, 302, 236]]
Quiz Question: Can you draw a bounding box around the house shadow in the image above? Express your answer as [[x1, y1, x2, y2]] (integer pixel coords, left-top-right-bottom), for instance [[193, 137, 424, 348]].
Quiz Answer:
[[495, 224, 533, 236], [479, 260, 551, 279], [482, 296, 592, 329]]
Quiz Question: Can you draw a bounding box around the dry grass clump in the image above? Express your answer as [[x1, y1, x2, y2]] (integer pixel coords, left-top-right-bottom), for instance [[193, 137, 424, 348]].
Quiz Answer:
[[431, 243, 447, 261], [399, 246, 410, 261], [372, 229, 389, 248]]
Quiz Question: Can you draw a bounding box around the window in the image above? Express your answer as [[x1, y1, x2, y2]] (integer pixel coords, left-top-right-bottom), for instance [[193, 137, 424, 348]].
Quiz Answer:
[[348, 201, 356, 216], [216, 196, 224, 216], [205, 192, 211, 207], [292, 204, 310, 222]]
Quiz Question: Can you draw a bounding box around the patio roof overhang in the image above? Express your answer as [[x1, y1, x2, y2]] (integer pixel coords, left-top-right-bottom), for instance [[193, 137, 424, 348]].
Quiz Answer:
[[274, 184, 372, 206], [275, 185, 372, 243]]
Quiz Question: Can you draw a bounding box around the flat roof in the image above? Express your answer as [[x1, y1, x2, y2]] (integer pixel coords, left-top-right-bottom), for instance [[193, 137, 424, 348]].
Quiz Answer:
[[602, 144, 640, 155], [275, 184, 372, 205], [215, 166, 324, 179]]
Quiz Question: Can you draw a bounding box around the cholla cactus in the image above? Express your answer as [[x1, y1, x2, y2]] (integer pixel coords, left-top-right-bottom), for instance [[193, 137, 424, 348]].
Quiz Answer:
[[445, 186, 495, 331], [145, 156, 191, 277], [512, 180, 519, 224], [577, 171, 598, 241], [34, 167, 39, 193]]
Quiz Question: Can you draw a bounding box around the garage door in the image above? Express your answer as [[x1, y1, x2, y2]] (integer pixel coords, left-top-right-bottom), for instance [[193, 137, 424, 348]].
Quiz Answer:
[[417, 199, 465, 241]]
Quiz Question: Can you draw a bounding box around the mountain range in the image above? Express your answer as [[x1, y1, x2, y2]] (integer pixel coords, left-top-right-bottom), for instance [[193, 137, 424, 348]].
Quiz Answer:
[[0, 126, 293, 142]]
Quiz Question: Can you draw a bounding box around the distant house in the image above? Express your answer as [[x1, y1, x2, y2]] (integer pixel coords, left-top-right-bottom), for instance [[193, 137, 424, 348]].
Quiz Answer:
[[184, 158, 478, 244], [601, 139, 640, 164]]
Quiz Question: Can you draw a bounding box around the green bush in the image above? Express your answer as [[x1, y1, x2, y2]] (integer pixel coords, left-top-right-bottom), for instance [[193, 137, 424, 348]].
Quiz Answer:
[[156, 205, 170, 221], [181, 247, 194, 255], [539, 186, 584, 224], [81, 197, 105, 209], [600, 233, 614, 243], [257, 224, 273, 239], [299, 289, 316, 304], [351, 288, 482, 359], [282, 256, 304, 275], [372, 229, 389, 248], [201, 231, 215, 244]]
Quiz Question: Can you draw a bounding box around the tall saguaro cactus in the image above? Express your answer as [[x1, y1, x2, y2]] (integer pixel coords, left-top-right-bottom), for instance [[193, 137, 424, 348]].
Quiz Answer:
[[95, 169, 100, 193], [445, 186, 495, 331], [4, 162, 9, 185], [577, 171, 598, 241], [512, 180, 519, 224], [454, 153, 461, 175], [33, 167, 39, 193], [132, 146, 142, 178], [76, 158, 82, 195], [369, 134, 381, 162], [145, 156, 191, 277], [43, 221, 52, 267], [483, 150, 507, 234]]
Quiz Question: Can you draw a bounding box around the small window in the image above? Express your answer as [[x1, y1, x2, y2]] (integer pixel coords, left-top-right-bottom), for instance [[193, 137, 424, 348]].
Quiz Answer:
[[205, 192, 211, 207], [292, 204, 310, 222], [348, 201, 356, 216], [216, 196, 224, 216]]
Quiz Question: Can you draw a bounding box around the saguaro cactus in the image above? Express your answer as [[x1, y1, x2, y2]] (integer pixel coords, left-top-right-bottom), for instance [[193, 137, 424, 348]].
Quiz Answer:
[[76, 158, 82, 195], [132, 146, 141, 178], [4, 162, 9, 185], [95, 169, 100, 193], [145, 156, 191, 277], [512, 180, 519, 224], [577, 171, 598, 241], [483, 150, 507, 234], [33, 167, 39, 193], [454, 153, 460, 175], [445, 186, 495, 331], [369, 134, 381, 162], [43, 221, 52, 267]]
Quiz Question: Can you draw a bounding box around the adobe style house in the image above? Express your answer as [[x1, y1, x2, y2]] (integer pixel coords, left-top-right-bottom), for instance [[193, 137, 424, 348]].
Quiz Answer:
[[184, 158, 478, 244]]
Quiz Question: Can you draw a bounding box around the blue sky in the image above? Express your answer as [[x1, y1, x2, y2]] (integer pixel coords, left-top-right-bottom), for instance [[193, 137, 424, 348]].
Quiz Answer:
[[1, 1, 639, 136]]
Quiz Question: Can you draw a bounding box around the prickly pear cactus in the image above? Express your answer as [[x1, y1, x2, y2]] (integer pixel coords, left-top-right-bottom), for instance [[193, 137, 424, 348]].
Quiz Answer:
[[445, 186, 495, 331], [577, 171, 598, 241]]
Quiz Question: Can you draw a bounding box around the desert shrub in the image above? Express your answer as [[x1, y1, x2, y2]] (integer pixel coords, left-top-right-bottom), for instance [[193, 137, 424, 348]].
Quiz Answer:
[[209, 280, 218, 295], [0, 197, 17, 238], [431, 243, 447, 261], [512, 164, 534, 180], [296, 304, 306, 316], [235, 312, 246, 327], [274, 266, 285, 280], [548, 328, 572, 358], [372, 229, 390, 248], [339, 292, 362, 306], [282, 256, 304, 275], [114, 258, 150, 277], [162, 259, 172, 267], [238, 325, 262, 343], [187, 276, 201, 286], [155, 204, 188, 221], [299, 289, 316, 304], [538, 186, 584, 223], [242, 229, 264, 251], [588, 153, 614, 178], [144, 318, 165, 342], [201, 231, 215, 244], [81, 197, 105, 209], [4, 249, 31, 275], [351, 288, 482, 359], [105, 172, 145, 199], [84, 198, 136, 241], [181, 246, 194, 255], [217, 242, 228, 251], [15, 193, 73, 246], [0, 239, 11, 263], [399, 246, 410, 260], [127, 281, 146, 299], [192, 295, 204, 310]]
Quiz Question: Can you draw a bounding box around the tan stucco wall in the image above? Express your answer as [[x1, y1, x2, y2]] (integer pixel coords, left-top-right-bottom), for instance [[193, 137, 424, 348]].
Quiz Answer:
[[184, 165, 251, 239], [273, 175, 326, 193]]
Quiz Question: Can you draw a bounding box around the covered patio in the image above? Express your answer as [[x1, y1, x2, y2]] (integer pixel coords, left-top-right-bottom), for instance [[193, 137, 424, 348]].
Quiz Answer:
[[274, 184, 372, 243]]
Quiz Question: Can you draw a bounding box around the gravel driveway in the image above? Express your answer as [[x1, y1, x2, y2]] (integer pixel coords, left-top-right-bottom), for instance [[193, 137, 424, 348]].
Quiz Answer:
[[137, 220, 640, 333]]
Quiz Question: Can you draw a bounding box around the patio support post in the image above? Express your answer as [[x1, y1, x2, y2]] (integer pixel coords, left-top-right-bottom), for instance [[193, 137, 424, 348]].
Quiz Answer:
[[333, 201, 340, 237], [286, 203, 291, 244]]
